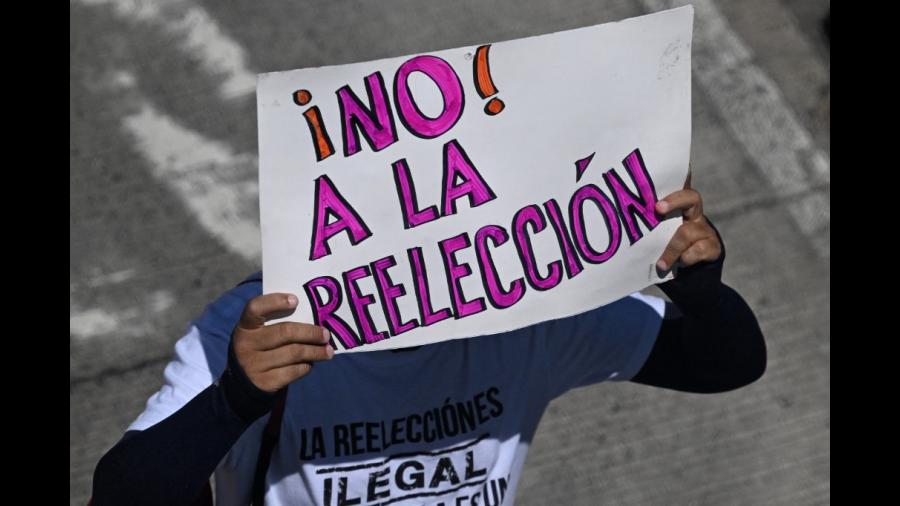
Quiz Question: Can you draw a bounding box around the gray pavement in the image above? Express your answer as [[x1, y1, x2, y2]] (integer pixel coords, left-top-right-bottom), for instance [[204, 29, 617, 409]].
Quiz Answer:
[[70, 0, 830, 504]]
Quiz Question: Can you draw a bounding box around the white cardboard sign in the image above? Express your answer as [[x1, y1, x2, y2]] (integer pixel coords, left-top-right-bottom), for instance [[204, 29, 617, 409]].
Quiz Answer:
[[258, 6, 693, 352]]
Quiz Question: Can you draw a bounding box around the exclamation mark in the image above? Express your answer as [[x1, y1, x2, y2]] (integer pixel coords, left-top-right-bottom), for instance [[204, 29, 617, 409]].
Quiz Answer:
[[294, 89, 335, 162], [473, 45, 505, 116]]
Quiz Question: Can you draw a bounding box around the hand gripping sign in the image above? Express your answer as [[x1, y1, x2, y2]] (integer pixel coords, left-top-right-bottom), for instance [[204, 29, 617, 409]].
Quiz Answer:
[[257, 6, 694, 353]]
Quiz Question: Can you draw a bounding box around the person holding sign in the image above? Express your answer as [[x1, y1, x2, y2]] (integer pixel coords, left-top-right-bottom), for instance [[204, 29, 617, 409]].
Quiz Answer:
[[91, 7, 765, 506]]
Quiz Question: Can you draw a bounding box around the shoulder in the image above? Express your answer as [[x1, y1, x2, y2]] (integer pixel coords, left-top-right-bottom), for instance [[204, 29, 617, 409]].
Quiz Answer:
[[540, 291, 666, 332], [585, 291, 666, 334], [620, 292, 666, 318], [193, 271, 263, 338]]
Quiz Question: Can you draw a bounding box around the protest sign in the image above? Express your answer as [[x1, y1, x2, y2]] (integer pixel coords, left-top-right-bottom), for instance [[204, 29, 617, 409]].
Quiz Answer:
[[258, 6, 693, 352]]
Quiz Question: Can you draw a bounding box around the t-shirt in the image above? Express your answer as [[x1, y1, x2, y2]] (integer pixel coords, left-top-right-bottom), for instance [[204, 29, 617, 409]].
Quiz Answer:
[[128, 273, 664, 505]]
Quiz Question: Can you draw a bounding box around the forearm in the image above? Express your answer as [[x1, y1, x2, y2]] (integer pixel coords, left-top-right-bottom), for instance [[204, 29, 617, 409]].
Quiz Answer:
[[631, 223, 766, 393], [634, 284, 766, 392], [92, 344, 275, 506]]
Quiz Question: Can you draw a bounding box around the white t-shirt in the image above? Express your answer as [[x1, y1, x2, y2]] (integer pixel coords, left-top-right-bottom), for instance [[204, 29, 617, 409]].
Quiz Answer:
[[129, 277, 664, 505]]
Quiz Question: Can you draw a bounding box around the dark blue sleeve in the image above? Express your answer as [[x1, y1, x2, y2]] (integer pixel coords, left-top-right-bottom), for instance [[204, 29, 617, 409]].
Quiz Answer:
[[92, 273, 276, 506], [630, 223, 767, 393]]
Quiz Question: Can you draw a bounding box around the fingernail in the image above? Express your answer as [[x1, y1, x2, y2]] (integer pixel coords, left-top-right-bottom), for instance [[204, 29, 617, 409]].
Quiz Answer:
[[656, 202, 669, 213], [286, 295, 298, 306], [322, 328, 331, 342], [326, 345, 335, 358], [657, 260, 668, 271]]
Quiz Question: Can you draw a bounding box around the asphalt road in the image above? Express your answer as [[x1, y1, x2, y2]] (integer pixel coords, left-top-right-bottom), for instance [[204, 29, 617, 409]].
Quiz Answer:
[[70, 0, 830, 504]]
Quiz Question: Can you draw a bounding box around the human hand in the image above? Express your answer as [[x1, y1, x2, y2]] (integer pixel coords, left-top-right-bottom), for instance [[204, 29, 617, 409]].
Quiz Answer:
[[232, 293, 334, 393], [655, 175, 722, 272]]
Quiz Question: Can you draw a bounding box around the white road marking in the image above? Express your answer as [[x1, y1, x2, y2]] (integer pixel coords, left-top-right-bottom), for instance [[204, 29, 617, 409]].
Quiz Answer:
[[642, 0, 830, 259], [76, 0, 256, 99], [123, 102, 261, 262]]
